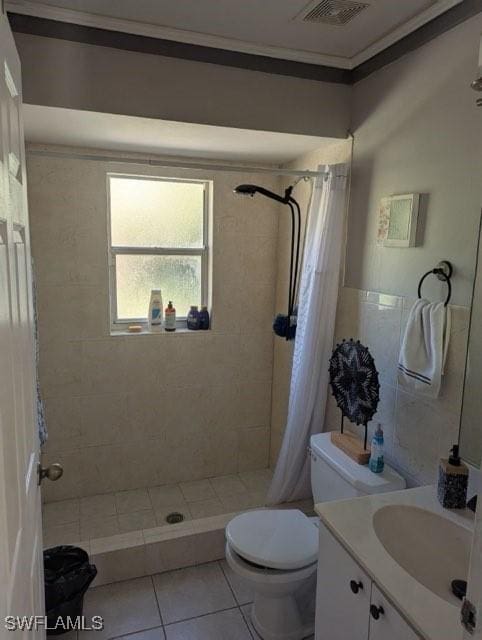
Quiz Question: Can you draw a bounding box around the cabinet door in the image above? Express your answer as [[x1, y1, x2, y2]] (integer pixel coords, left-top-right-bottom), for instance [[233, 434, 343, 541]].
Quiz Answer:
[[369, 585, 420, 640], [316, 523, 371, 640]]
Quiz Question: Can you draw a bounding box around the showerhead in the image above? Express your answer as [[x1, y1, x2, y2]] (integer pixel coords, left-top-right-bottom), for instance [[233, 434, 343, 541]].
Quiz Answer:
[[233, 184, 290, 204], [233, 184, 258, 197], [234, 181, 302, 341]]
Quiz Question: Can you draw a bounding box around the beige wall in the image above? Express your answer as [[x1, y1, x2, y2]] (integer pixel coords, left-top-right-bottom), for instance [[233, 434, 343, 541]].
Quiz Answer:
[[29, 145, 280, 502], [346, 14, 482, 308], [331, 15, 482, 484], [14, 33, 351, 139], [270, 15, 482, 485]]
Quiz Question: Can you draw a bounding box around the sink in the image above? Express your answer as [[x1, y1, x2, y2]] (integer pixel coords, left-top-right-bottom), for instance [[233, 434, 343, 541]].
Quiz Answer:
[[373, 505, 472, 604]]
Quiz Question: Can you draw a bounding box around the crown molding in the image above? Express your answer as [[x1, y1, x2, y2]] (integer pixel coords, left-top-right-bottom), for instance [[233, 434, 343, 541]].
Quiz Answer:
[[5, 0, 465, 71], [350, 0, 463, 67], [5, 0, 351, 68], [7, 0, 481, 85]]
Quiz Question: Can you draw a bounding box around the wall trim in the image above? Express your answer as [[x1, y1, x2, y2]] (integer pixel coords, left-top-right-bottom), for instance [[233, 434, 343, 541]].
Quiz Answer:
[[352, 0, 482, 83], [5, 0, 463, 70], [7, 1, 482, 85], [7, 12, 351, 85], [6, 0, 351, 69]]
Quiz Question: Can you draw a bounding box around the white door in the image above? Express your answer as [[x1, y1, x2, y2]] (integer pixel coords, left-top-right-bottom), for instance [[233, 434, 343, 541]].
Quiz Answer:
[[0, 10, 45, 638]]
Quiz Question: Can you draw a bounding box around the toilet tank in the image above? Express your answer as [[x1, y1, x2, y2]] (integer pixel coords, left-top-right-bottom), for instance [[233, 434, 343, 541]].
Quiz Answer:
[[310, 432, 406, 504]]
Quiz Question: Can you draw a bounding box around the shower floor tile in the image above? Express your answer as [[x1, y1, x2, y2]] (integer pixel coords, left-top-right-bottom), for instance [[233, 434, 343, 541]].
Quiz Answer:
[[42, 469, 275, 548]]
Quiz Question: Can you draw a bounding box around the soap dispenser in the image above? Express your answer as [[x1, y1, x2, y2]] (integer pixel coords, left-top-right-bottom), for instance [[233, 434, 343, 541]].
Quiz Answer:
[[437, 445, 468, 509]]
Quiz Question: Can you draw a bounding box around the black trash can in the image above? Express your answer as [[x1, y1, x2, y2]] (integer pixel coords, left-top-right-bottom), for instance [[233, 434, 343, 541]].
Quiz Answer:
[[44, 545, 97, 635]]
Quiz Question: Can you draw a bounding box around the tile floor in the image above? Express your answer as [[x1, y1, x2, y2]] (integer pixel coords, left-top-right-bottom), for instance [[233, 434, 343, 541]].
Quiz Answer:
[[43, 470, 275, 548], [70, 560, 314, 639]]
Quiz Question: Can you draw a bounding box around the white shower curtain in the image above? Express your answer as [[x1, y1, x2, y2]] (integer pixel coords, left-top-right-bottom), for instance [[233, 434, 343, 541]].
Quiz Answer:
[[267, 163, 348, 505]]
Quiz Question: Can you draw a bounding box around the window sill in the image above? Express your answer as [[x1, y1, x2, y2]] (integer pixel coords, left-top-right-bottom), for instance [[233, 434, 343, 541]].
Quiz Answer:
[[110, 327, 211, 337]]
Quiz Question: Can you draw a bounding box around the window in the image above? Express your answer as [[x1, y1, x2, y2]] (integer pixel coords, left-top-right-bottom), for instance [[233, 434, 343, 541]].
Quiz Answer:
[[108, 174, 210, 328]]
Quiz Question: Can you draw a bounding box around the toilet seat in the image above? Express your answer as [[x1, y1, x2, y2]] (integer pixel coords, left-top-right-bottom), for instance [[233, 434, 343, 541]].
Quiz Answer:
[[225, 509, 318, 571]]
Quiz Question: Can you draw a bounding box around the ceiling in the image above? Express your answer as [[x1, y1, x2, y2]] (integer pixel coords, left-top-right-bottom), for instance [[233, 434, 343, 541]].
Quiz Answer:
[[7, 0, 463, 68], [23, 105, 337, 164]]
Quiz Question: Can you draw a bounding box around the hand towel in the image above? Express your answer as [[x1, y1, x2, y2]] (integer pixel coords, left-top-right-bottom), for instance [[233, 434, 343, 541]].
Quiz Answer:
[[398, 298, 451, 398]]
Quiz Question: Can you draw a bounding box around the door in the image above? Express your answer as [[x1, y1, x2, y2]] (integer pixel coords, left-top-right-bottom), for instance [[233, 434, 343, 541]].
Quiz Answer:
[[315, 522, 372, 640], [368, 585, 420, 640], [0, 10, 45, 637], [463, 33, 482, 640]]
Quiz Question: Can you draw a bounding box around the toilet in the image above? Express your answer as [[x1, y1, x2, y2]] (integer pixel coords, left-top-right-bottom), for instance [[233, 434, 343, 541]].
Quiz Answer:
[[225, 432, 406, 640]]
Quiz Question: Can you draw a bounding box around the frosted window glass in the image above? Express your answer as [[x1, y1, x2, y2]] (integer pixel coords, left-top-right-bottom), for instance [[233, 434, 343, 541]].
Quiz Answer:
[[116, 254, 202, 319], [110, 177, 204, 248]]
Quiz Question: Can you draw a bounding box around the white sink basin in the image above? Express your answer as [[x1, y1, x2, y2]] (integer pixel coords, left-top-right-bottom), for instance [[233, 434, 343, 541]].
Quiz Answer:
[[373, 505, 471, 605]]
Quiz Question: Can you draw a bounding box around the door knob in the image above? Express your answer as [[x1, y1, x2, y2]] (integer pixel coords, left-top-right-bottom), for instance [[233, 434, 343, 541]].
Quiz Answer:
[[471, 77, 482, 91], [38, 463, 63, 485], [370, 604, 384, 620], [350, 580, 363, 594]]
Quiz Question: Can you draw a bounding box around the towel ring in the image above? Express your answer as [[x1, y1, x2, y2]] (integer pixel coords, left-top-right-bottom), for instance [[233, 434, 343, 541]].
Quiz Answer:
[[417, 260, 453, 307]]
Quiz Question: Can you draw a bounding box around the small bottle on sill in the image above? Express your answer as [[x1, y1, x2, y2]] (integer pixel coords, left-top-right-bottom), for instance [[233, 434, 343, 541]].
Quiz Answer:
[[164, 301, 176, 332]]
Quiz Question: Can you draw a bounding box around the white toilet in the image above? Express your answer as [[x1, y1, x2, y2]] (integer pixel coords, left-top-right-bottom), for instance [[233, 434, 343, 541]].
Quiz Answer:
[[225, 432, 406, 640]]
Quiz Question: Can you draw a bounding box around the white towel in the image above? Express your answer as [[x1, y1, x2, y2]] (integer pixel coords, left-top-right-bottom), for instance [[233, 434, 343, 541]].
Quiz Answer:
[[398, 299, 451, 398]]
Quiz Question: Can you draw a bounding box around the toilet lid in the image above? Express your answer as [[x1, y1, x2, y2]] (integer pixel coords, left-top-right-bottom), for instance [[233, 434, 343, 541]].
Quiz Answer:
[[226, 510, 318, 571]]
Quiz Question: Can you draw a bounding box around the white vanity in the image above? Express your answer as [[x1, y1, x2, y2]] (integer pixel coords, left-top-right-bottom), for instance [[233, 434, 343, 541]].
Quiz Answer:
[[315, 486, 474, 640]]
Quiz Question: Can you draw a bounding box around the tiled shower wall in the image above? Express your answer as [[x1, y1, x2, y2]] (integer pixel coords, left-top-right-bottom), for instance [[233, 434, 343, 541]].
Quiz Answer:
[[325, 287, 470, 486], [28, 145, 280, 502]]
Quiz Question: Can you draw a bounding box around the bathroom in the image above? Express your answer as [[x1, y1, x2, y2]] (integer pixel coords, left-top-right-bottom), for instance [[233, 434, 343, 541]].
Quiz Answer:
[[0, 2, 482, 639]]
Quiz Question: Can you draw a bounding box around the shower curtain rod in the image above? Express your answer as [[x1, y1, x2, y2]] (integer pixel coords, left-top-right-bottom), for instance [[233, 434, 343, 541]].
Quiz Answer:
[[26, 149, 327, 178]]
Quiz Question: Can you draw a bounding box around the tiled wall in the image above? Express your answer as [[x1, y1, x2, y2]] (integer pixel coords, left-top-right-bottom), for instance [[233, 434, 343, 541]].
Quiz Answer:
[[325, 287, 470, 486], [28, 145, 280, 502]]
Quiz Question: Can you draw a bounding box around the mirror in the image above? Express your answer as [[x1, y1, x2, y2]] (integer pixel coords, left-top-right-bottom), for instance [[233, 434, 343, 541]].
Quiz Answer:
[[459, 214, 482, 467]]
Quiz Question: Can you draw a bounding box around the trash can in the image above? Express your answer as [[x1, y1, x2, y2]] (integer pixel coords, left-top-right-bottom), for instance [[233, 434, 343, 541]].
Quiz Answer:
[[44, 545, 97, 635]]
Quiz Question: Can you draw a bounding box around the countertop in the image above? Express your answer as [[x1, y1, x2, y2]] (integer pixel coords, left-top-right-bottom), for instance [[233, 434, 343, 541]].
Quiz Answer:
[[315, 485, 474, 640]]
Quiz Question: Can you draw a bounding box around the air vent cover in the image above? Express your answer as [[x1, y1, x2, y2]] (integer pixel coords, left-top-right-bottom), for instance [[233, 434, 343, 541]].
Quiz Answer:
[[298, 0, 369, 25]]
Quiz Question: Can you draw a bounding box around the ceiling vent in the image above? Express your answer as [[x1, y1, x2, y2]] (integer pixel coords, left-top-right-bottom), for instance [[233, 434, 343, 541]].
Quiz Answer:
[[297, 0, 370, 25]]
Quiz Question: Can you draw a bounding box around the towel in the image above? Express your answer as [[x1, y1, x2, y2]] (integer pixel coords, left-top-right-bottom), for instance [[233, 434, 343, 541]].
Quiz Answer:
[[398, 298, 451, 398]]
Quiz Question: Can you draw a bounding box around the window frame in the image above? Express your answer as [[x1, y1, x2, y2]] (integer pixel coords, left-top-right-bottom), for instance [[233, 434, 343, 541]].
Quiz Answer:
[[107, 172, 210, 331]]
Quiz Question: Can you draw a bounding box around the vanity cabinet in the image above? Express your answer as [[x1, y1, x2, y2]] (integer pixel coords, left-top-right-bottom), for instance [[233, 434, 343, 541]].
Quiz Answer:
[[316, 523, 420, 640]]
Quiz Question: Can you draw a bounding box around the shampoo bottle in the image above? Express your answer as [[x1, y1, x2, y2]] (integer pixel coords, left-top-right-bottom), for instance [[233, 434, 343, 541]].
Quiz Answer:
[[148, 289, 163, 330], [187, 305, 200, 330], [164, 301, 176, 332], [369, 424, 384, 474]]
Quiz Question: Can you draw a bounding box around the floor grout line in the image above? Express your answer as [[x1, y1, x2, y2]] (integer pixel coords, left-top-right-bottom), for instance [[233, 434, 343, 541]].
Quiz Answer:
[[150, 574, 165, 628], [162, 605, 241, 628], [239, 604, 256, 640], [109, 623, 164, 640], [218, 558, 241, 606]]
